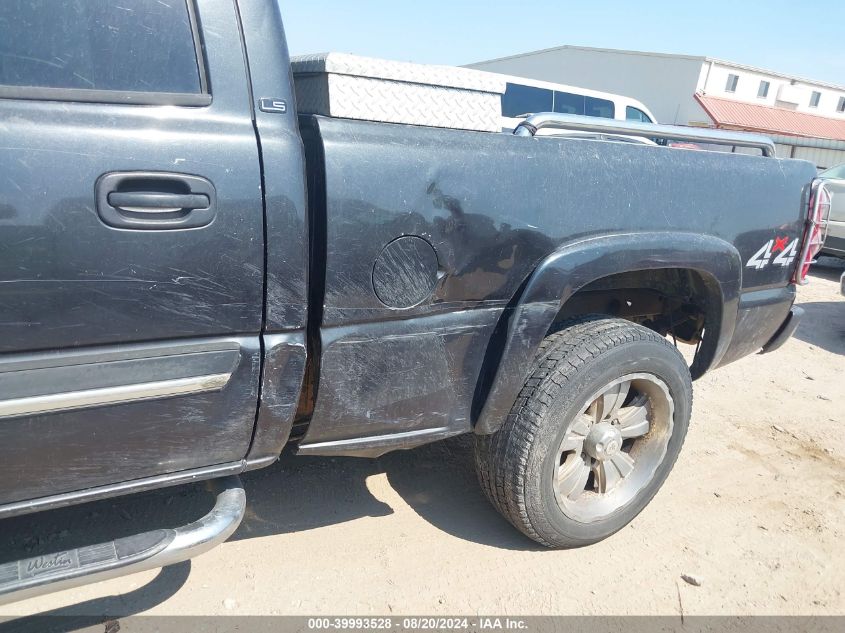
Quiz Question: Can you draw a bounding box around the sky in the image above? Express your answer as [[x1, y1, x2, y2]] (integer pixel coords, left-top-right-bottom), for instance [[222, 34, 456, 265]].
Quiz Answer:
[[282, 0, 845, 87]]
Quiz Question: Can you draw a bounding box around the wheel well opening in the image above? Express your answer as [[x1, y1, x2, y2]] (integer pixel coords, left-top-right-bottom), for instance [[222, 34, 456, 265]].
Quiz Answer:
[[549, 268, 721, 378]]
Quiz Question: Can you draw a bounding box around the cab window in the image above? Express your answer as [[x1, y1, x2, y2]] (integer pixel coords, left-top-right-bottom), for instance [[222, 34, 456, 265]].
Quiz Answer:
[[553, 91, 583, 115], [0, 0, 202, 95], [553, 91, 615, 119], [502, 83, 553, 117], [503, 83, 617, 120], [585, 96, 615, 119]]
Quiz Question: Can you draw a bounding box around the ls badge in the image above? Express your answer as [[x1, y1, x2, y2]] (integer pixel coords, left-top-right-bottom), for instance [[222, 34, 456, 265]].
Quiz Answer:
[[259, 98, 288, 114]]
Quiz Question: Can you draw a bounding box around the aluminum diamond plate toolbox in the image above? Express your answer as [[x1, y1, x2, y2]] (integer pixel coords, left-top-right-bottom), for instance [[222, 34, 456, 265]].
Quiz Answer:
[[291, 53, 506, 132]]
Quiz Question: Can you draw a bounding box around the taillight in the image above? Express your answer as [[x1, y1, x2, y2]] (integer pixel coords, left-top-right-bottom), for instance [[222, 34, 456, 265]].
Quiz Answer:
[[793, 180, 831, 285]]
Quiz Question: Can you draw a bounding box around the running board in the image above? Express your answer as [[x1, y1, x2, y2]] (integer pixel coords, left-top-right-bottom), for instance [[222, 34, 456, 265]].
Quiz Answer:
[[0, 476, 245, 606]]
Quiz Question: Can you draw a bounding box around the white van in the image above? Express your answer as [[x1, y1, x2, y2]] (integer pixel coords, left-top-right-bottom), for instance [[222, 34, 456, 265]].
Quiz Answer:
[[496, 74, 658, 132]]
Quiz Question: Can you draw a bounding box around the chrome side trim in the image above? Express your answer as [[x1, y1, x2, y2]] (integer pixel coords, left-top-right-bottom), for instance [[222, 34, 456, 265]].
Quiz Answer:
[[513, 112, 777, 157], [0, 339, 240, 374], [297, 426, 462, 458], [0, 373, 231, 420], [0, 476, 245, 606], [0, 461, 246, 519]]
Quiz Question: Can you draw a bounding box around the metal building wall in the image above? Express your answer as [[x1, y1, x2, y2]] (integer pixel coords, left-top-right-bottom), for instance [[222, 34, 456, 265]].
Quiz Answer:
[[704, 141, 843, 169], [467, 49, 710, 125], [769, 136, 845, 170], [791, 147, 845, 170]]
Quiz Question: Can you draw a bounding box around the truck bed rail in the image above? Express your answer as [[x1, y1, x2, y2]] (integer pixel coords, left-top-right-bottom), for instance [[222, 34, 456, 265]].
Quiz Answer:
[[513, 113, 776, 157]]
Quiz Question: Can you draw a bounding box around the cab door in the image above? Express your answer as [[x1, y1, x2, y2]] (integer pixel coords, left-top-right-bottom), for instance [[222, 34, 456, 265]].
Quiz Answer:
[[0, 0, 264, 507]]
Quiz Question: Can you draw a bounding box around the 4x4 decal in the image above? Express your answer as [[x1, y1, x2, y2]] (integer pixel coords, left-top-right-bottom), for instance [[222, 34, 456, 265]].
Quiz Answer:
[[746, 236, 799, 270]]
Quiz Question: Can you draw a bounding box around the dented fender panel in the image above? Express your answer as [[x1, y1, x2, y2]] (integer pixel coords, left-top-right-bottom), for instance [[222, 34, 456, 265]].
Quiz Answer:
[[474, 232, 742, 435], [305, 116, 815, 446]]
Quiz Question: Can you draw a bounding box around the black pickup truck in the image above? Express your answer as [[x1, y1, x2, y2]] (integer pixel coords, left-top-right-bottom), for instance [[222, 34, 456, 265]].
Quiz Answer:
[[0, 0, 831, 604]]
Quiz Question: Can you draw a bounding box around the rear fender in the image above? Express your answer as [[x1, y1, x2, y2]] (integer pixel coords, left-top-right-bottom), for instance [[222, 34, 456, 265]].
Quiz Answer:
[[474, 232, 741, 435]]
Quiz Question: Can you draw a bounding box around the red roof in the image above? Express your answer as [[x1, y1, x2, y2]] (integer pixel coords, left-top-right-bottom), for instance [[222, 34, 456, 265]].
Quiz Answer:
[[695, 94, 845, 142]]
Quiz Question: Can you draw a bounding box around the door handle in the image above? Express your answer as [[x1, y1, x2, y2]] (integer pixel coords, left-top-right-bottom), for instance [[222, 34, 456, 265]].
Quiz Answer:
[[106, 192, 210, 213], [96, 172, 216, 230]]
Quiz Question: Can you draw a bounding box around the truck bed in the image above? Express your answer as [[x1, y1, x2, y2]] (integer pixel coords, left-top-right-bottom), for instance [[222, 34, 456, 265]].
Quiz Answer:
[[295, 115, 816, 456]]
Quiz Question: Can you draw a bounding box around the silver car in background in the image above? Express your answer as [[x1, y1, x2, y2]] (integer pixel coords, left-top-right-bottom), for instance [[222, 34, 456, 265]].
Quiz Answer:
[[819, 163, 845, 258]]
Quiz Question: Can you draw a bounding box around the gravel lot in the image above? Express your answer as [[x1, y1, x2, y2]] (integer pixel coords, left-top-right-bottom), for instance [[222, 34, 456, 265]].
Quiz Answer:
[[1, 259, 843, 619]]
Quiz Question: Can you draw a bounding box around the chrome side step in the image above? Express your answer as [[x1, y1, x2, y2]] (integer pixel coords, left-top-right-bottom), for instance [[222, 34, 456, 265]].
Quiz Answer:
[[0, 476, 245, 606]]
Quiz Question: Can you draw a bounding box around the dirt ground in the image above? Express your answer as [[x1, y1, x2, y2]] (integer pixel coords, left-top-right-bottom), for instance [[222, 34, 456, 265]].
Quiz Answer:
[[1, 260, 843, 620]]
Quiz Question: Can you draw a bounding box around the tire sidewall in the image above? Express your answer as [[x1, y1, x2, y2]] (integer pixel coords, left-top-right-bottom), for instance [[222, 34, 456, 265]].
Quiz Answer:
[[525, 337, 692, 545]]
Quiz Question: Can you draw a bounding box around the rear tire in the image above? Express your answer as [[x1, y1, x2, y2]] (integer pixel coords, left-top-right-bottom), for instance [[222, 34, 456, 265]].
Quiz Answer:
[[475, 316, 692, 548]]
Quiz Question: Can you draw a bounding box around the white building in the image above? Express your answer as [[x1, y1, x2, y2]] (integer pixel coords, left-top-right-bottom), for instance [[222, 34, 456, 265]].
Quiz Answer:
[[468, 46, 845, 169]]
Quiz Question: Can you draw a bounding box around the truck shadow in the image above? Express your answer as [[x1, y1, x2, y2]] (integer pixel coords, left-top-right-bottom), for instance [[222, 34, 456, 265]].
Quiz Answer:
[[792, 300, 845, 355], [791, 260, 845, 355], [0, 436, 537, 619], [2, 563, 190, 633], [380, 436, 541, 551], [809, 255, 845, 282], [236, 434, 539, 552]]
